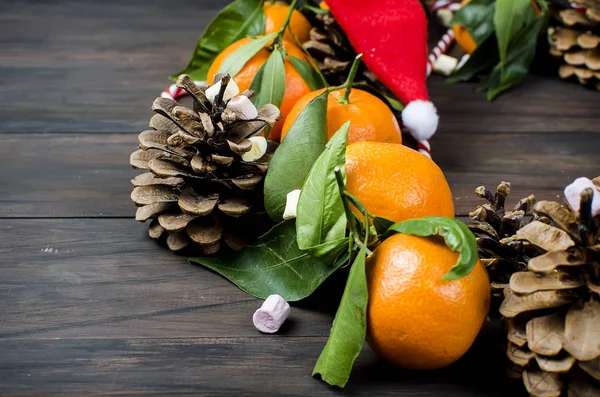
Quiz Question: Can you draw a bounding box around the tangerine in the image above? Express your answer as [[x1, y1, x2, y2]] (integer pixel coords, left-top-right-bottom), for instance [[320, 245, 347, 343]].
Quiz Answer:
[[264, 1, 312, 43], [345, 142, 454, 222], [207, 37, 313, 141], [367, 233, 490, 369], [281, 88, 402, 145]]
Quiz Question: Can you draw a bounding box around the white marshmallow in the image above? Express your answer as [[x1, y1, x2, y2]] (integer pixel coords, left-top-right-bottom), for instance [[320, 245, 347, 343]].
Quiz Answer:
[[282, 190, 302, 220], [564, 177, 600, 216], [205, 78, 240, 104], [253, 294, 291, 334], [433, 54, 459, 76], [227, 95, 258, 120], [241, 136, 268, 162], [436, 9, 454, 28]]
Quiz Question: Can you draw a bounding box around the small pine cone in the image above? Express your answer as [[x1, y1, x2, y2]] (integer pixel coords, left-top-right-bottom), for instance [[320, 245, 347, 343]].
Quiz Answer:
[[130, 74, 280, 254], [469, 177, 600, 397], [548, 1, 600, 90]]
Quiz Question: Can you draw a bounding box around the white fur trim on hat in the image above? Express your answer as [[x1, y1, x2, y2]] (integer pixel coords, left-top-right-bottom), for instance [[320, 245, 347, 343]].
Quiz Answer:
[[401, 100, 439, 141]]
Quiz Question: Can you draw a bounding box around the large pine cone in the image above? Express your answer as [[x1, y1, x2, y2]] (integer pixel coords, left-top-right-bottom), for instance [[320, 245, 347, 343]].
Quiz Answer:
[[468, 178, 600, 397], [549, 0, 600, 90], [130, 74, 280, 254]]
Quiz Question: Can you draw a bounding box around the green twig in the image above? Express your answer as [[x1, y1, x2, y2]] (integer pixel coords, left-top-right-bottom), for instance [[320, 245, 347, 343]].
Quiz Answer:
[[338, 54, 363, 105], [275, 0, 299, 43]]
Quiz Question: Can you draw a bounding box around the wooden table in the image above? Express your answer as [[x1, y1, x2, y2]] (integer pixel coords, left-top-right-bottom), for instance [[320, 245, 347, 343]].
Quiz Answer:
[[1, 1, 599, 395]]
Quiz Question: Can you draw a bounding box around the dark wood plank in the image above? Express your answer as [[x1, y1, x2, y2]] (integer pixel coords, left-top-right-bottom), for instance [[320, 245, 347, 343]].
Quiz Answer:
[[0, 217, 525, 395], [1, 133, 598, 218], [0, 334, 522, 396], [0, 219, 339, 339], [0, 0, 229, 133], [0, 0, 598, 133]]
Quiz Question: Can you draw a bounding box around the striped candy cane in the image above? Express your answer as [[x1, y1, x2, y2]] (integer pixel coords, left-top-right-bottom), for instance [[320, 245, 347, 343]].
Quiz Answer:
[[414, 0, 462, 158]]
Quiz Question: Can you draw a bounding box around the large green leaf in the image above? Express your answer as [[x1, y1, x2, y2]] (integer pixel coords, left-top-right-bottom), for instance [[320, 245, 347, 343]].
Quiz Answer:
[[296, 122, 349, 251], [494, 0, 534, 68], [387, 216, 479, 280], [485, 11, 546, 100], [451, 0, 496, 45], [249, 48, 286, 112], [172, 0, 265, 81], [264, 91, 328, 220], [189, 220, 338, 302], [217, 33, 278, 79], [288, 55, 327, 91], [312, 240, 368, 387]]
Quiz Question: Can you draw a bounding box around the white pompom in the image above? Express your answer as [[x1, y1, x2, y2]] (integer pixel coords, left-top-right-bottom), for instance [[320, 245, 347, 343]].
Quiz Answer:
[[401, 100, 439, 141], [564, 177, 600, 216]]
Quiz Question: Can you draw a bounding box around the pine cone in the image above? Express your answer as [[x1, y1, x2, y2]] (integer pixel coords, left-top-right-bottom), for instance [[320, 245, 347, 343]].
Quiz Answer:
[[130, 74, 280, 254], [548, 1, 600, 90], [468, 178, 600, 397]]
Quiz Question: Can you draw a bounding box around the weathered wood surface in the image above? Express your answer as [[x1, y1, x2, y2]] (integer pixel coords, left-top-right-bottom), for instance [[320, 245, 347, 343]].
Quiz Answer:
[[1, 0, 599, 395], [1, 132, 598, 217]]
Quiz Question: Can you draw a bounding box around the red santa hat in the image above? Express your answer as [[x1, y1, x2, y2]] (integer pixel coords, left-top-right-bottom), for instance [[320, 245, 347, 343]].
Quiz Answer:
[[325, 0, 439, 141]]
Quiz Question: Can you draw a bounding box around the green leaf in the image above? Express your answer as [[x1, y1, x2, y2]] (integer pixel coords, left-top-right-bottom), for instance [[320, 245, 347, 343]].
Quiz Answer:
[[308, 237, 349, 263], [218, 33, 278, 79], [451, 0, 496, 45], [480, 9, 545, 100], [264, 91, 328, 220], [297, 122, 349, 251], [387, 216, 479, 280], [372, 216, 394, 238], [288, 55, 327, 90], [494, 0, 534, 69], [446, 35, 499, 84], [313, 240, 368, 387], [249, 48, 286, 111], [171, 0, 265, 81], [189, 220, 338, 302]]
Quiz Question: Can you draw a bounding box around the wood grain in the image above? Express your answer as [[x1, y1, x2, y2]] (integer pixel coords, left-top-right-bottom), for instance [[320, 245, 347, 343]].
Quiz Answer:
[[0, 335, 523, 396], [0, 219, 341, 339], [1, 133, 598, 218], [0, 217, 525, 396], [0, 0, 229, 133], [0, 1, 598, 134]]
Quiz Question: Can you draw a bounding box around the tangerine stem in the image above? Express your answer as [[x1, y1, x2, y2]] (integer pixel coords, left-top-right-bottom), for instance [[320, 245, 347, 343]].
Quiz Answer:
[[338, 54, 363, 106], [275, 0, 299, 42]]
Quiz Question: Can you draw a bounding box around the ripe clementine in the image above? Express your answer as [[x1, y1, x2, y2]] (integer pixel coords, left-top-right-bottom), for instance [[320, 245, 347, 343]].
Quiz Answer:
[[280, 88, 402, 145], [452, 0, 478, 54], [263, 1, 312, 43], [207, 37, 313, 141], [367, 233, 490, 369], [345, 142, 454, 222]]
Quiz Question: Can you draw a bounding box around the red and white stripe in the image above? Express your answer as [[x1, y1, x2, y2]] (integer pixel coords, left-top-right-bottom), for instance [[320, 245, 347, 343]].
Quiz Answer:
[[161, 84, 186, 100], [431, 0, 461, 13]]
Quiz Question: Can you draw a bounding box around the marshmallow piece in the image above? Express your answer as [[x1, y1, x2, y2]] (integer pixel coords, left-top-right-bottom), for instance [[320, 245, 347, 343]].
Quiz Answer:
[[433, 54, 459, 76], [241, 136, 268, 162], [436, 8, 454, 28], [253, 294, 291, 334], [227, 95, 258, 120], [456, 54, 470, 71], [564, 177, 600, 216], [282, 189, 301, 220], [205, 78, 240, 104]]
